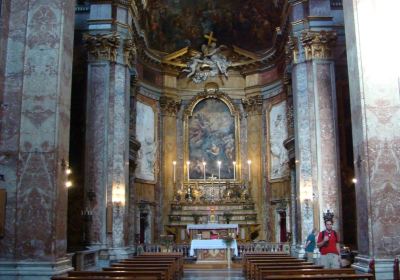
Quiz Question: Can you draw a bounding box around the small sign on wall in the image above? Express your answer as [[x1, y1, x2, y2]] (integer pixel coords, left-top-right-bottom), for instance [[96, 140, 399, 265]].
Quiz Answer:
[[0, 189, 6, 237]]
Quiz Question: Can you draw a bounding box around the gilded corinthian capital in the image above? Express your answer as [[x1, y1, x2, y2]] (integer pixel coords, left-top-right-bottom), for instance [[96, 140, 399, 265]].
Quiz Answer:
[[83, 32, 120, 62], [301, 30, 337, 60], [242, 95, 263, 116], [159, 96, 181, 117]]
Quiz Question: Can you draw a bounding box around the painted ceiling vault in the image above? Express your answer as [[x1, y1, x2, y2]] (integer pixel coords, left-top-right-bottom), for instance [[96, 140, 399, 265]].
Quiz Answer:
[[139, 0, 282, 54]]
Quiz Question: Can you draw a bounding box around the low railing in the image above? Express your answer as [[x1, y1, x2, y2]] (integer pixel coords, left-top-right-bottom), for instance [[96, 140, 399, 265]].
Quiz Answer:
[[137, 242, 290, 258]]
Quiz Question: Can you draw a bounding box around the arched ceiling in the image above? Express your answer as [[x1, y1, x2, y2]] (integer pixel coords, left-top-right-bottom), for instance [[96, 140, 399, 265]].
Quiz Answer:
[[137, 0, 283, 54]]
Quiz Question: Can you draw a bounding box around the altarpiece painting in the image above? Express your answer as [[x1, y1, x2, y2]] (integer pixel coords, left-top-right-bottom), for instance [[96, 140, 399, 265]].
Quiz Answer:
[[186, 95, 239, 180]]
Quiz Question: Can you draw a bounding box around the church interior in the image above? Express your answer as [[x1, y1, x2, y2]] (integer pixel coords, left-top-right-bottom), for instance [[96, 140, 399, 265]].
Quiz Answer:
[[0, 0, 399, 279]]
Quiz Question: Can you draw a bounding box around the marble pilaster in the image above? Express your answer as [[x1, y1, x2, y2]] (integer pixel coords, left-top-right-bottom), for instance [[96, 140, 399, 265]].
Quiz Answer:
[[83, 11, 134, 260], [291, 29, 340, 247], [242, 95, 265, 239], [344, 1, 400, 278], [0, 1, 75, 279], [159, 96, 180, 230]]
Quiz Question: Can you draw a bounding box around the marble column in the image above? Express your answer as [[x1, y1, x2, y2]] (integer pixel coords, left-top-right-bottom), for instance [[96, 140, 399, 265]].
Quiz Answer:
[[83, 31, 134, 261], [290, 29, 341, 252], [0, 1, 75, 279], [159, 96, 181, 231], [242, 95, 265, 239], [344, 1, 400, 278]]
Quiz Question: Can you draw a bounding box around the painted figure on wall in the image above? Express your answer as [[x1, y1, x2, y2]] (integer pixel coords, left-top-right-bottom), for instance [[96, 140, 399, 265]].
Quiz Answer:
[[269, 101, 289, 179], [189, 98, 236, 179], [136, 101, 156, 181], [140, 0, 281, 53]]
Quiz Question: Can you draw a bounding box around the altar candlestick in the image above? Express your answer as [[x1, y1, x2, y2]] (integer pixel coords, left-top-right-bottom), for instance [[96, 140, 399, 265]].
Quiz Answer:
[[172, 161, 176, 183], [217, 161, 222, 181], [233, 161, 236, 180], [247, 160, 252, 181], [202, 161, 206, 181], [186, 161, 190, 181]]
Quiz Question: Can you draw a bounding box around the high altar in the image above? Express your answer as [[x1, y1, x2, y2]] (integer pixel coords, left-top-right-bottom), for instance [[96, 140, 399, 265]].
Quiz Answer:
[[163, 90, 261, 249]]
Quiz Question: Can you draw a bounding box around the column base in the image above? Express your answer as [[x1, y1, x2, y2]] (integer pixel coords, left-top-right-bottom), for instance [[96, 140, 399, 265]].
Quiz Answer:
[[353, 255, 395, 280], [0, 256, 73, 280]]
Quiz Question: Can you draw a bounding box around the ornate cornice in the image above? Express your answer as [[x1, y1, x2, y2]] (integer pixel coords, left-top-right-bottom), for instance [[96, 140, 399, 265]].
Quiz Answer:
[[83, 32, 120, 62], [123, 39, 136, 68], [300, 30, 337, 60], [285, 36, 298, 65], [159, 96, 181, 117], [242, 95, 263, 116], [184, 86, 239, 118]]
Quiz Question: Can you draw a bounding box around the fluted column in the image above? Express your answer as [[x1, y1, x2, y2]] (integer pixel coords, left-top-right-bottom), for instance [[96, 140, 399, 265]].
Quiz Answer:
[[290, 29, 340, 249], [160, 96, 181, 231], [0, 1, 75, 279], [242, 95, 265, 239], [344, 1, 400, 278]]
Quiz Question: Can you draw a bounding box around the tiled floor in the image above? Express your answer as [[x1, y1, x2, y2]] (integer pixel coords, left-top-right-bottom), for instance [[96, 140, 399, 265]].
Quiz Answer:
[[183, 268, 244, 280]]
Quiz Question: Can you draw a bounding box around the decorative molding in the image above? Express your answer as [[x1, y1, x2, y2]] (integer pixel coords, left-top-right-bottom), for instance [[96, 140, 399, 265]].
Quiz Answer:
[[242, 95, 263, 116], [184, 88, 239, 118], [285, 36, 298, 64], [83, 32, 120, 62], [301, 30, 337, 60], [159, 96, 181, 117], [123, 39, 136, 68]]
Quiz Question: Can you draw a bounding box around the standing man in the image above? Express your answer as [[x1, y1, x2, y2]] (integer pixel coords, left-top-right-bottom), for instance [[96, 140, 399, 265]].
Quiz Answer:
[[305, 228, 316, 263], [317, 219, 341, 268]]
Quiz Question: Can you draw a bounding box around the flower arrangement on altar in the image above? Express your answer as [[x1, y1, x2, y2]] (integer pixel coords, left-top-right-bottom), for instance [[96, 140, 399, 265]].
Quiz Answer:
[[222, 235, 234, 246]]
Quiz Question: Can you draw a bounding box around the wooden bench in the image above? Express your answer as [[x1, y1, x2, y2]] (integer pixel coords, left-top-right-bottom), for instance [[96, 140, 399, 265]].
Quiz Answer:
[[249, 262, 316, 279], [103, 266, 171, 280], [257, 268, 355, 280], [68, 270, 164, 280], [263, 274, 375, 279]]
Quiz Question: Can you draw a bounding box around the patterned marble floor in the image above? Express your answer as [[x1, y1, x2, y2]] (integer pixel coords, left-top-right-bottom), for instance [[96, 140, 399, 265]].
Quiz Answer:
[[183, 268, 244, 280]]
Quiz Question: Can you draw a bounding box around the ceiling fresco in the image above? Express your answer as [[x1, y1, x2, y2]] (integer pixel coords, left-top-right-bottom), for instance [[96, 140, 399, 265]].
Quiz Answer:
[[139, 0, 282, 54]]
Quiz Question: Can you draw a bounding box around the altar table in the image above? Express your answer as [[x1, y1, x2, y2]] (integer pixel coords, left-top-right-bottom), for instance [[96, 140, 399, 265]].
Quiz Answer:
[[189, 239, 238, 256], [186, 223, 239, 233]]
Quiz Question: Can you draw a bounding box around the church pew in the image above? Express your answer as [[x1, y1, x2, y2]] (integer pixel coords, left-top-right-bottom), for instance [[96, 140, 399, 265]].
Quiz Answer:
[[118, 258, 179, 277], [262, 274, 374, 280], [248, 261, 315, 279], [243, 254, 297, 275], [103, 266, 172, 280], [248, 264, 323, 280], [109, 263, 174, 280], [256, 268, 355, 280], [131, 253, 183, 277], [67, 270, 165, 279], [53, 277, 159, 280]]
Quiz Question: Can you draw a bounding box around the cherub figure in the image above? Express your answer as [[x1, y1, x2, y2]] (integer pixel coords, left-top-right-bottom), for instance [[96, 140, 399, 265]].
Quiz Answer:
[[182, 53, 203, 78]]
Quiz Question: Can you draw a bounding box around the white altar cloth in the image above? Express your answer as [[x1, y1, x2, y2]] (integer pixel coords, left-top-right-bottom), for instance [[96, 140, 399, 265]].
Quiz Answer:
[[186, 223, 239, 233], [189, 239, 238, 256]]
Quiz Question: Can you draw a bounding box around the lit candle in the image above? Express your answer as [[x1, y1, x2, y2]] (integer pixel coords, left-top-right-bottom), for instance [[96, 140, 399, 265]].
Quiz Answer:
[[202, 161, 206, 181], [173, 161, 176, 183], [233, 161, 236, 180], [247, 160, 251, 181], [217, 161, 222, 181], [186, 161, 190, 181]]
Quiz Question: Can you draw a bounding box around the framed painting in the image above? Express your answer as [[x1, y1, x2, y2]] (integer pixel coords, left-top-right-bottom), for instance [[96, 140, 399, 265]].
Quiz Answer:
[[184, 93, 240, 180]]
